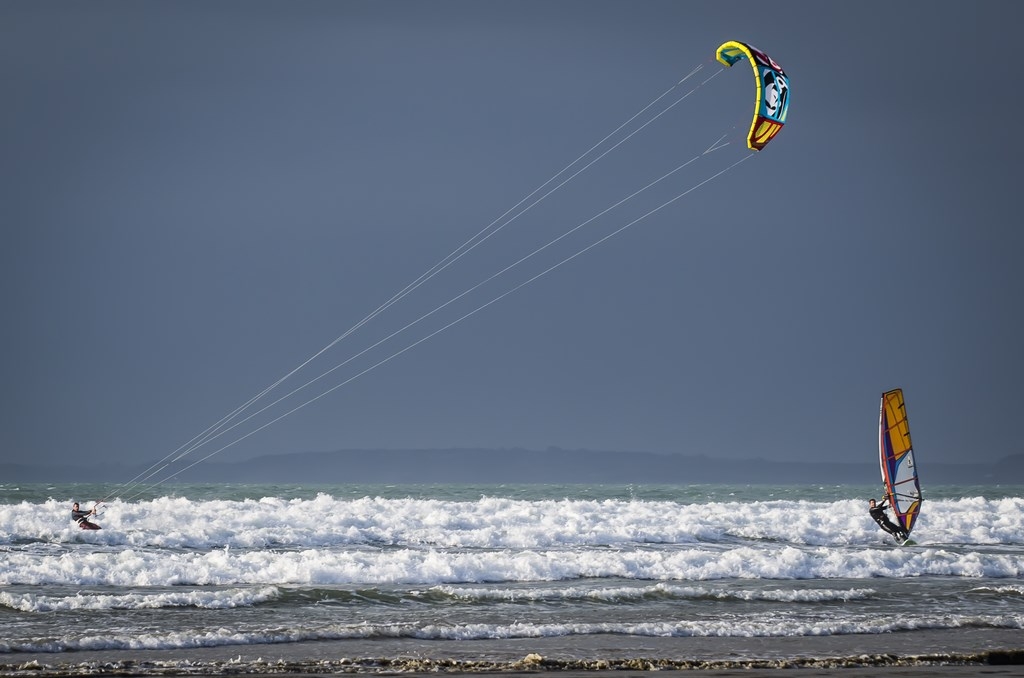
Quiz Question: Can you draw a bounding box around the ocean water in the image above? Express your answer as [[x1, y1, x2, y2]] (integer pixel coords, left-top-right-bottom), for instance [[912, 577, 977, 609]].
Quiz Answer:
[[1, 482, 1023, 666]]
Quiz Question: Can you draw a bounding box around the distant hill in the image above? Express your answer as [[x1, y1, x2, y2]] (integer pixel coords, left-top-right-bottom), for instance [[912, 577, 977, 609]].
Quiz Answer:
[[4, 448, 1023, 485]]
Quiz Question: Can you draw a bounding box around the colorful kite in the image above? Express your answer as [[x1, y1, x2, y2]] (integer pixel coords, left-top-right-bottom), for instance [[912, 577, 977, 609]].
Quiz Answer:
[[716, 41, 790, 151]]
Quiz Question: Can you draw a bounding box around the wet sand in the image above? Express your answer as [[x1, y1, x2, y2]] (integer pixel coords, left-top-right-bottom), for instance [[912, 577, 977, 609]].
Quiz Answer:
[[2, 629, 1023, 676]]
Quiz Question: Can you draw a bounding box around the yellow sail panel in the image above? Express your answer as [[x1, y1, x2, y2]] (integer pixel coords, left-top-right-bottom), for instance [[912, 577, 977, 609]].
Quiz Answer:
[[752, 120, 784, 148], [882, 389, 912, 458]]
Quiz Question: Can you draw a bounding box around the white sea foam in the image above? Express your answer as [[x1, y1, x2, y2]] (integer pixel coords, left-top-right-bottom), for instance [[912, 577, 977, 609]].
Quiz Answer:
[[4, 495, 1023, 550], [429, 583, 877, 603], [0, 586, 280, 612], [2, 495, 1024, 587], [3, 542, 1023, 587], [967, 584, 1024, 596], [3, 613, 1022, 653]]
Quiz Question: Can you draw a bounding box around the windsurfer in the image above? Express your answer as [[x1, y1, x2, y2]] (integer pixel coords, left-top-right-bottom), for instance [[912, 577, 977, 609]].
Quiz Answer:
[[71, 502, 101, 530], [868, 498, 907, 541]]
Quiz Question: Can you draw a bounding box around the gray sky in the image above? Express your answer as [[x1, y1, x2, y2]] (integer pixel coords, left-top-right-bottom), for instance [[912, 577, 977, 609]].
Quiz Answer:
[[3, 1, 1022, 472]]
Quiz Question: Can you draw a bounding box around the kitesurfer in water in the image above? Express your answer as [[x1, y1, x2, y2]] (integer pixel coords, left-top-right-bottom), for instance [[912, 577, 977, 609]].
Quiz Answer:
[[71, 502, 101, 530], [868, 498, 907, 541]]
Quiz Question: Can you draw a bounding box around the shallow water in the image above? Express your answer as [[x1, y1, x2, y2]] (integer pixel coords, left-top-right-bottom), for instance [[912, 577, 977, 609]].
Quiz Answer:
[[2, 483, 1022, 661]]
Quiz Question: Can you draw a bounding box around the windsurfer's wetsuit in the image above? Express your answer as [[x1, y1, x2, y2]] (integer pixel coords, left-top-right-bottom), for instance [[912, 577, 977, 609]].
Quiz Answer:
[[869, 499, 907, 541]]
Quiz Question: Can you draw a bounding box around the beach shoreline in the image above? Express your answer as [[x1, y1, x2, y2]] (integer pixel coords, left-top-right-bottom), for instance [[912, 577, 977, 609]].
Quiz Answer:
[[3, 629, 1024, 677]]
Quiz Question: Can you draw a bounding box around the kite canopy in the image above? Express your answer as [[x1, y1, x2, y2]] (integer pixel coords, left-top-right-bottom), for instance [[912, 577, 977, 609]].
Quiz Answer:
[[716, 40, 790, 151]]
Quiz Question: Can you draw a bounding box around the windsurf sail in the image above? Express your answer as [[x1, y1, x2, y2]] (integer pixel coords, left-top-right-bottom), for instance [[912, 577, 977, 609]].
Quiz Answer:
[[878, 388, 922, 537]]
